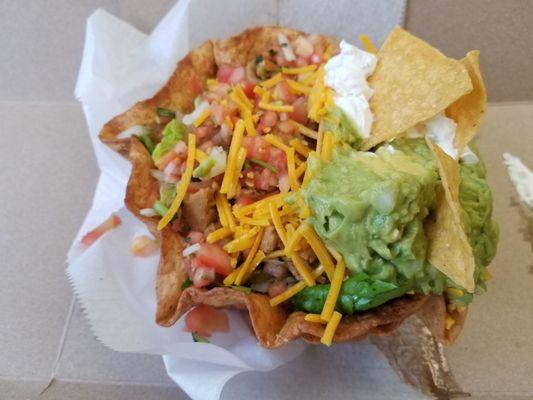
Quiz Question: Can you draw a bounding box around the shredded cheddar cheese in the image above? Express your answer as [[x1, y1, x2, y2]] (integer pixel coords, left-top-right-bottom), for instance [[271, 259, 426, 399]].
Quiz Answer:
[[269, 202, 288, 246], [269, 265, 324, 306], [286, 148, 298, 191], [193, 108, 211, 127], [286, 79, 312, 95], [260, 72, 282, 88], [305, 313, 326, 324], [264, 249, 286, 259], [235, 228, 265, 285], [157, 134, 196, 230], [264, 134, 291, 153], [228, 147, 248, 199], [224, 115, 234, 131], [288, 251, 315, 286], [300, 224, 335, 281], [253, 85, 267, 96], [259, 102, 294, 113], [321, 131, 334, 161], [320, 258, 345, 321], [358, 33, 378, 54], [290, 139, 311, 158], [234, 84, 253, 109], [223, 268, 239, 286], [295, 162, 307, 179], [206, 227, 233, 244], [282, 65, 317, 75], [224, 226, 259, 253], [243, 109, 256, 136], [320, 311, 342, 346], [220, 120, 245, 194], [195, 148, 208, 163]]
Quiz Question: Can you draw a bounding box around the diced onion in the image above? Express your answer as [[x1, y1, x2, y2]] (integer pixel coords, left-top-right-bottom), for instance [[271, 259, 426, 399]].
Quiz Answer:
[[139, 208, 158, 217], [117, 125, 145, 139], [150, 169, 165, 181], [294, 36, 314, 58], [163, 160, 178, 177], [205, 146, 227, 179], [278, 33, 296, 62], [183, 243, 201, 257], [182, 100, 209, 126]]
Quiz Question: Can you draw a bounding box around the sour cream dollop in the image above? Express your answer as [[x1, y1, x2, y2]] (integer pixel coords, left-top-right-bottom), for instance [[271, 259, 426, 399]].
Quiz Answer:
[[324, 41, 377, 138], [407, 113, 479, 164]]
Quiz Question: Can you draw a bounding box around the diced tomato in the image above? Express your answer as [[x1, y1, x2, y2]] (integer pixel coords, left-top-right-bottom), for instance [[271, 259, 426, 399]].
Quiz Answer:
[[228, 66, 245, 84], [217, 64, 246, 84], [241, 81, 255, 98], [269, 148, 287, 173], [81, 214, 121, 247], [268, 280, 288, 298], [155, 149, 179, 171], [186, 231, 204, 244], [310, 51, 323, 65], [254, 168, 277, 191], [191, 265, 216, 288], [295, 56, 309, 68], [195, 243, 233, 276], [288, 97, 308, 124], [130, 235, 159, 257], [273, 80, 296, 104], [246, 136, 271, 162], [258, 110, 278, 133], [184, 304, 230, 337], [236, 196, 256, 206], [216, 64, 234, 83], [278, 120, 297, 135], [163, 159, 179, 178]]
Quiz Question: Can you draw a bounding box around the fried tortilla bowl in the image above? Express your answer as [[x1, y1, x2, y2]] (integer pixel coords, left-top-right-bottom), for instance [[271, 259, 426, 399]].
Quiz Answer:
[[100, 26, 489, 347]]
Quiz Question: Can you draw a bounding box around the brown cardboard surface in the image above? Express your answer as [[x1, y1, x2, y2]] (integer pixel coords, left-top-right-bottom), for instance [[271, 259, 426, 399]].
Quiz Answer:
[[406, 0, 533, 102], [446, 103, 533, 396]]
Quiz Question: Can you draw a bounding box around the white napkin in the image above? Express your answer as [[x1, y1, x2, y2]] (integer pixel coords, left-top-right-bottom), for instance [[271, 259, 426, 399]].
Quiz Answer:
[[69, 1, 406, 399]]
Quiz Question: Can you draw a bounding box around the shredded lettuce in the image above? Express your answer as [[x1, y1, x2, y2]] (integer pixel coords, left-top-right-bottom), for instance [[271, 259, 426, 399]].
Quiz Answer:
[[159, 184, 177, 207], [152, 119, 186, 161], [138, 134, 154, 154], [193, 157, 216, 178]]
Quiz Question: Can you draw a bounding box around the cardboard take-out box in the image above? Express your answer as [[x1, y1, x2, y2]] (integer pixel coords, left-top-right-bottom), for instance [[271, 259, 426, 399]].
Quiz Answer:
[[1, 1, 532, 399]]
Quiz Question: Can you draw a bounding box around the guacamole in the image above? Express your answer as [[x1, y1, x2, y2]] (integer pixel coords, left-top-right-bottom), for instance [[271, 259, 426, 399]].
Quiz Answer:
[[293, 138, 498, 313], [323, 106, 363, 148]]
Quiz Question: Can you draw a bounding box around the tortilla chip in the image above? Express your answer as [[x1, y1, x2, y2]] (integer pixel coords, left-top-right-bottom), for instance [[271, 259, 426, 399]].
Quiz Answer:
[[175, 287, 429, 348], [445, 308, 468, 344], [372, 296, 467, 397], [361, 27, 473, 151], [446, 50, 487, 152], [425, 139, 476, 292], [155, 228, 189, 326], [99, 41, 216, 158], [213, 26, 337, 67], [125, 137, 160, 235]]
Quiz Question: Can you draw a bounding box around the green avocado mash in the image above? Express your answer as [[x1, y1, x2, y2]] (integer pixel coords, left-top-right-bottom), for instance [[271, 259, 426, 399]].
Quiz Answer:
[[293, 138, 498, 313], [323, 106, 363, 148]]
